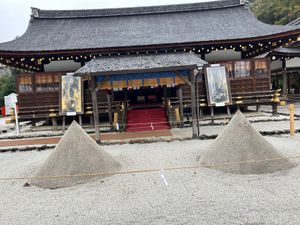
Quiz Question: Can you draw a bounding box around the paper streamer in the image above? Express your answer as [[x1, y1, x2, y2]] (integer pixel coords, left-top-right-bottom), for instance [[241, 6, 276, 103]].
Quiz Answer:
[[160, 169, 168, 186]]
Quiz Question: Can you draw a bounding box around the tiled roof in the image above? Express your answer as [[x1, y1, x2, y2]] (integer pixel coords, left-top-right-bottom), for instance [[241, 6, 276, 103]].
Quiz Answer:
[[288, 17, 300, 26], [75, 53, 207, 75], [0, 0, 299, 53]]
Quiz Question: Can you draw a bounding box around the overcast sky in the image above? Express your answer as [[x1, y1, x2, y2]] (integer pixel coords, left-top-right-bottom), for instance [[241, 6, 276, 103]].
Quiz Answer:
[[0, 0, 215, 43]]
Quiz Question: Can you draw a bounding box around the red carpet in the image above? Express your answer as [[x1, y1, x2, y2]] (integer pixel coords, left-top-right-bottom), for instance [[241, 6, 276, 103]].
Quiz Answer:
[[126, 108, 170, 132]]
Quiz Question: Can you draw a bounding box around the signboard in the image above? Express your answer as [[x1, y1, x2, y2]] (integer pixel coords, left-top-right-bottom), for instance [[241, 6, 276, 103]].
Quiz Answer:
[[204, 65, 232, 107], [60, 75, 83, 115], [4, 93, 19, 135], [4, 93, 17, 116]]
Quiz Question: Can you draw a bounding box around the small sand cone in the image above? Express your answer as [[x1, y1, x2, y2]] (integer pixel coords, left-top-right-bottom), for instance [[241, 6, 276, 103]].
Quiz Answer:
[[198, 111, 294, 174], [28, 121, 121, 189]]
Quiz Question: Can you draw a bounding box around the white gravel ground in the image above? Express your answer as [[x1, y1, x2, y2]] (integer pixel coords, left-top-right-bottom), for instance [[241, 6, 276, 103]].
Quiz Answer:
[[1, 136, 300, 225]]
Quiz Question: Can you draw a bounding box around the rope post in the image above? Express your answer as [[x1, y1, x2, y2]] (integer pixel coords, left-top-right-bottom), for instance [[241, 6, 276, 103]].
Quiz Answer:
[[175, 108, 181, 125], [91, 76, 101, 144], [289, 104, 295, 136], [113, 112, 118, 130]]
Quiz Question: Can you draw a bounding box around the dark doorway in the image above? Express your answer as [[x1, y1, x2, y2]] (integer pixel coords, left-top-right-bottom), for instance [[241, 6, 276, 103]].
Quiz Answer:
[[113, 85, 177, 109], [127, 86, 163, 105]]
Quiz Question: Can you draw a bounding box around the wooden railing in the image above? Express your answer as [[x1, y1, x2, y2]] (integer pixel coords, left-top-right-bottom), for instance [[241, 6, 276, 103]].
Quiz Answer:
[[165, 90, 282, 125]]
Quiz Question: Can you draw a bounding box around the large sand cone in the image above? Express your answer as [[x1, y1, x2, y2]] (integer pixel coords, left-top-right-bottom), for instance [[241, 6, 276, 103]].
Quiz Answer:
[[198, 111, 294, 174], [28, 121, 121, 189]]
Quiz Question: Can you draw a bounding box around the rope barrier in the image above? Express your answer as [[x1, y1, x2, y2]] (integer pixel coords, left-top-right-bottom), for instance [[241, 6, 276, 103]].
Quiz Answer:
[[96, 117, 289, 128], [0, 155, 299, 182]]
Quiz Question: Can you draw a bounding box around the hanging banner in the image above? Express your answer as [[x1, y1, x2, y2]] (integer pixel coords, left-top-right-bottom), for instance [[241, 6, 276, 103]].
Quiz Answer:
[[144, 78, 158, 87], [100, 81, 112, 90], [112, 80, 127, 89], [204, 65, 232, 107], [159, 77, 174, 86], [60, 75, 83, 115], [96, 70, 189, 88], [128, 79, 142, 88]]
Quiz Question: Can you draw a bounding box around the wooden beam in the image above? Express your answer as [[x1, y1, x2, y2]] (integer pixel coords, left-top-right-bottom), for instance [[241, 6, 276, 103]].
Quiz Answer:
[[85, 66, 196, 77], [190, 70, 197, 139], [91, 75, 101, 144], [96, 75, 110, 92], [176, 71, 192, 87]]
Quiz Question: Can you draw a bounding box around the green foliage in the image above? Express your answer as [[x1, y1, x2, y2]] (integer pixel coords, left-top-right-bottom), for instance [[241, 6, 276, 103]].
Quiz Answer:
[[0, 69, 18, 106], [250, 0, 300, 25]]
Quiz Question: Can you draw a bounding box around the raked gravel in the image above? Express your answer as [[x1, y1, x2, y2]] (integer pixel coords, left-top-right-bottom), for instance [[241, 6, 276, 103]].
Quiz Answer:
[[0, 136, 300, 225]]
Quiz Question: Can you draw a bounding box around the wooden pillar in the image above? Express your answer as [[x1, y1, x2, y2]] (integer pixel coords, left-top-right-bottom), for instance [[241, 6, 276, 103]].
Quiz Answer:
[[272, 103, 278, 116], [89, 115, 94, 125], [107, 93, 113, 131], [51, 117, 57, 127], [210, 106, 215, 123], [163, 85, 168, 99], [78, 115, 82, 126], [282, 72, 288, 96], [287, 72, 290, 94], [62, 115, 66, 132], [190, 70, 197, 139], [199, 108, 203, 117], [124, 88, 128, 102], [226, 105, 231, 117], [91, 76, 101, 144], [31, 118, 36, 127], [111, 89, 115, 104], [195, 73, 200, 136], [178, 87, 184, 128], [282, 60, 288, 96], [256, 105, 261, 112]]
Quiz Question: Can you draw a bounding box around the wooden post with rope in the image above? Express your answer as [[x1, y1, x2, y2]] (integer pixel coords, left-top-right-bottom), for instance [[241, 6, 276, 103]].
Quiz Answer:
[[91, 75, 101, 144], [289, 104, 295, 136]]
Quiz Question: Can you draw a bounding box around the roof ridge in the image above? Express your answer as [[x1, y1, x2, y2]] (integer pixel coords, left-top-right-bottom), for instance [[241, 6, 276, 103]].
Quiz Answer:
[[31, 0, 243, 19], [287, 17, 300, 26]]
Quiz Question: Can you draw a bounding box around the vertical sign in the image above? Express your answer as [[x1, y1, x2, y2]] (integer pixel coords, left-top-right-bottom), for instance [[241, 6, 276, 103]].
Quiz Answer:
[[204, 65, 232, 107], [60, 75, 83, 116]]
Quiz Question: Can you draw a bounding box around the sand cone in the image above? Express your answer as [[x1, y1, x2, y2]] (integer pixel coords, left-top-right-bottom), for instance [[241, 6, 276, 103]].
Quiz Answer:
[[198, 111, 294, 174], [28, 121, 121, 189]]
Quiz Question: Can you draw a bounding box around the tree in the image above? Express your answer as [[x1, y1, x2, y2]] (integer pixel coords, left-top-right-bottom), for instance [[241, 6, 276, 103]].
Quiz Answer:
[[250, 0, 300, 25], [0, 69, 18, 106]]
